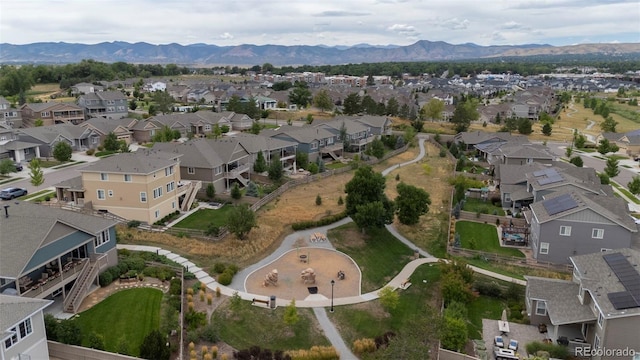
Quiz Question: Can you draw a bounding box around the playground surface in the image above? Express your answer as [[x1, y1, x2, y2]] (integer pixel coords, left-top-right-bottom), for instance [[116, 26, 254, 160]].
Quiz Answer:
[[244, 247, 361, 302]]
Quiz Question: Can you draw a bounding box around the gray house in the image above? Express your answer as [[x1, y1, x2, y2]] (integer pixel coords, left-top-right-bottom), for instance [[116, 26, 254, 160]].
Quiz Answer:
[[524, 190, 638, 264], [78, 91, 128, 120], [152, 138, 251, 194], [525, 248, 640, 357], [230, 133, 298, 172], [267, 125, 339, 162], [15, 124, 102, 156]]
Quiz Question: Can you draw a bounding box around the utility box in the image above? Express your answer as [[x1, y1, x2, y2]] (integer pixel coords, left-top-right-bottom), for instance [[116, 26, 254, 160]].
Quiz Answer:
[[270, 295, 276, 309]]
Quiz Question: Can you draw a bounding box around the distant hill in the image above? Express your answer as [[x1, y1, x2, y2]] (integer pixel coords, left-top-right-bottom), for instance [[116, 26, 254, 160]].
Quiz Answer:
[[1, 40, 639, 66]]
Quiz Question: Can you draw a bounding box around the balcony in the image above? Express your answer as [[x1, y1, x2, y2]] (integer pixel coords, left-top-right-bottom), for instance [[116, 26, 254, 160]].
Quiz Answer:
[[225, 163, 250, 178], [21, 258, 88, 299], [350, 137, 374, 146], [320, 143, 343, 153]]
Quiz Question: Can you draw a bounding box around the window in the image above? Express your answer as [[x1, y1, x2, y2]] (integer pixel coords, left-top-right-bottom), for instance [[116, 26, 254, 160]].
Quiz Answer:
[[535, 300, 547, 316], [92, 137, 98, 144], [594, 334, 601, 349], [155, 210, 160, 218], [19, 318, 32, 339], [601, 248, 612, 252], [4, 326, 18, 349], [559, 226, 572, 236], [97, 189, 105, 200], [165, 166, 174, 176], [310, 142, 318, 150], [4, 318, 33, 349], [540, 242, 550, 255], [108, 190, 113, 197], [124, 174, 132, 182], [107, 107, 115, 112], [597, 311, 604, 328], [166, 181, 175, 192], [320, 139, 325, 146], [153, 187, 163, 199], [592, 228, 604, 239], [327, 137, 333, 144], [25, 148, 31, 155], [204, 125, 211, 131], [214, 166, 222, 175], [117, 106, 125, 111], [187, 167, 195, 174], [172, 201, 176, 209], [41, 111, 50, 117], [140, 192, 147, 202], [504, 193, 511, 202], [95, 229, 111, 247], [100, 173, 108, 181]]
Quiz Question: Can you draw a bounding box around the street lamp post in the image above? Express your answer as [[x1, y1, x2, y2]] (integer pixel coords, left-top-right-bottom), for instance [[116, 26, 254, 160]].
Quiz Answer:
[[330, 279, 335, 313]]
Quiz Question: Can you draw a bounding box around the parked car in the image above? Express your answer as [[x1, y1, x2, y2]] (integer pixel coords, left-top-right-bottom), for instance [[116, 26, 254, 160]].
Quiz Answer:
[[0, 187, 28, 200], [13, 162, 23, 172], [494, 335, 505, 348], [508, 339, 518, 351], [494, 348, 518, 360]]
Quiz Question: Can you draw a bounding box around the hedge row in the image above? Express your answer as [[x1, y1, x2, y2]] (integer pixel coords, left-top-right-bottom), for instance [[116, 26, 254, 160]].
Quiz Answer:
[[291, 211, 348, 231]]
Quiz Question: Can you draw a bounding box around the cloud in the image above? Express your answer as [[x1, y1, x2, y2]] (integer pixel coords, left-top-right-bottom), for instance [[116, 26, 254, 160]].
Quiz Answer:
[[387, 24, 420, 37], [219, 32, 234, 40], [501, 21, 523, 30], [491, 31, 507, 42], [438, 18, 470, 30], [315, 10, 370, 17]]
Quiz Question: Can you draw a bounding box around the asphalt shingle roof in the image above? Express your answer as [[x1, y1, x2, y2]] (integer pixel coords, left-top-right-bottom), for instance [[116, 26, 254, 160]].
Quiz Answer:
[[0, 295, 51, 335], [526, 276, 597, 325], [80, 149, 181, 175]]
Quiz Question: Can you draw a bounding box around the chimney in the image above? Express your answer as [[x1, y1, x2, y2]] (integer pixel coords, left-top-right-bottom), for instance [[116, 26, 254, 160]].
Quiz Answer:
[[4, 205, 9, 218]]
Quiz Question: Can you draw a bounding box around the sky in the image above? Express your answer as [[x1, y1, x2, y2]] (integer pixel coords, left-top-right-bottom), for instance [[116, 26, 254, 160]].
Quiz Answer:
[[1, 0, 639, 47]]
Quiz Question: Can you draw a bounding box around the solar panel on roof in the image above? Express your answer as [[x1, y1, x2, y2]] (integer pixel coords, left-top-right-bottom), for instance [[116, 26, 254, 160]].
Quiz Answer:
[[533, 169, 548, 177], [608, 292, 639, 310], [603, 252, 640, 310], [542, 194, 579, 215]]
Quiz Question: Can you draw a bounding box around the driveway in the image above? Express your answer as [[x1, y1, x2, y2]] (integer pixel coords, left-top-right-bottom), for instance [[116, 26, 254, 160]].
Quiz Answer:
[[482, 319, 547, 358]]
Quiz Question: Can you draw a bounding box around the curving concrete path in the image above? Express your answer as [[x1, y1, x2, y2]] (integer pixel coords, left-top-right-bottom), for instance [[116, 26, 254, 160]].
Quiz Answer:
[[116, 135, 526, 358]]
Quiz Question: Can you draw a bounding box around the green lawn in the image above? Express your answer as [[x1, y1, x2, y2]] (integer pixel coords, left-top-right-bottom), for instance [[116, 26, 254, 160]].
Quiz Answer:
[[172, 206, 232, 230], [608, 155, 629, 161], [462, 198, 505, 216], [212, 301, 330, 350], [73, 288, 162, 356], [611, 182, 640, 204], [326, 162, 349, 170], [328, 222, 415, 292], [466, 296, 506, 339], [331, 264, 442, 345], [455, 221, 525, 258]]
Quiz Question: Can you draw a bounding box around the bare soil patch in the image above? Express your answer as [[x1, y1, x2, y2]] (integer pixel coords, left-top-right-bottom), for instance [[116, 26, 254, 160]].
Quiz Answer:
[[245, 247, 361, 301]]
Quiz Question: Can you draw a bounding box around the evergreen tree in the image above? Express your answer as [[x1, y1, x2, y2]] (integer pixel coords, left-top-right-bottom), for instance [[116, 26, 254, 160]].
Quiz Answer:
[[29, 158, 44, 187], [139, 330, 170, 360], [268, 155, 283, 181], [605, 157, 620, 178], [253, 151, 267, 173]]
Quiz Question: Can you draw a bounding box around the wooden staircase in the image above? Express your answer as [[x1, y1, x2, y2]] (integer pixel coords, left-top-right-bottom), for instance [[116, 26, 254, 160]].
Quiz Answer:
[[63, 254, 104, 314]]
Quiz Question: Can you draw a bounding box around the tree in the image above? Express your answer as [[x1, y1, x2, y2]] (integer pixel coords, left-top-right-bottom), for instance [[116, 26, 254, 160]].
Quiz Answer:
[[268, 154, 283, 181], [29, 158, 44, 187], [53, 141, 73, 162], [378, 286, 400, 311], [395, 183, 431, 225], [139, 330, 170, 360], [254, 151, 267, 173], [211, 124, 222, 139], [153, 126, 181, 143], [450, 99, 479, 133], [295, 152, 309, 170], [352, 200, 394, 230], [250, 121, 261, 135], [43, 314, 60, 341], [440, 316, 468, 351], [152, 90, 175, 115], [88, 332, 106, 350], [361, 95, 378, 115], [542, 122, 552, 136], [246, 181, 259, 197], [231, 183, 242, 200], [440, 272, 472, 306], [57, 319, 82, 345], [600, 116, 618, 133], [288, 81, 312, 108], [605, 157, 620, 178], [386, 97, 399, 116], [598, 138, 619, 155], [283, 299, 299, 325], [147, 104, 157, 116], [226, 205, 257, 240], [315, 194, 322, 206], [369, 138, 385, 159], [0, 159, 16, 175], [34, 118, 44, 127], [565, 146, 573, 158], [345, 166, 388, 215], [598, 172, 610, 185], [628, 176, 640, 195], [569, 156, 584, 167], [313, 89, 333, 112], [517, 118, 533, 135], [103, 132, 121, 151], [129, 101, 138, 111], [206, 183, 215, 200], [575, 134, 587, 148], [421, 98, 444, 121], [343, 93, 361, 115]]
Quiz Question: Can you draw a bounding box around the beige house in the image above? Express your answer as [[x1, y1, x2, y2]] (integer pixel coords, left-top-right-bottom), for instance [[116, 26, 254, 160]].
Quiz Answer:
[[55, 149, 201, 224]]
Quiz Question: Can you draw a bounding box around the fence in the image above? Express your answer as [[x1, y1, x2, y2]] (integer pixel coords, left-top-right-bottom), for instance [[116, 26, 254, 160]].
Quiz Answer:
[[438, 348, 481, 360], [456, 211, 527, 227], [448, 246, 573, 273], [48, 341, 142, 360]]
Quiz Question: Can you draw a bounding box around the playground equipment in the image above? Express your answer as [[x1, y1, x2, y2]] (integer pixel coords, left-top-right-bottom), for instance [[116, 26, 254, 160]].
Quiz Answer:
[[262, 269, 279, 287], [300, 268, 316, 284]]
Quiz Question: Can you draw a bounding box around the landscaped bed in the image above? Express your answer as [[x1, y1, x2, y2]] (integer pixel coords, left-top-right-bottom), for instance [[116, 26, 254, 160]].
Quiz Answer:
[[462, 198, 505, 216], [73, 288, 162, 356], [455, 221, 525, 258]]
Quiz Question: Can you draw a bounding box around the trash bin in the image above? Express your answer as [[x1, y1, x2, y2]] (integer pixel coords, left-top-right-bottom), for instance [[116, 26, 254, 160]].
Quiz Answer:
[[269, 295, 276, 309]]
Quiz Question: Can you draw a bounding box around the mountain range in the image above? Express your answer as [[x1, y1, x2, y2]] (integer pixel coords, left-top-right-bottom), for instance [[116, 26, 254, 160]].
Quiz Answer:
[[1, 40, 639, 66]]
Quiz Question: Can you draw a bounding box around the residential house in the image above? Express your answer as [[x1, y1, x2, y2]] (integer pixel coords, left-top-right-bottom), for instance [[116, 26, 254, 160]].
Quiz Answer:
[[352, 115, 393, 136], [495, 162, 547, 210], [524, 190, 637, 264], [454, 131, 525, 151], [255, 95, 277, 110], [78, 91, 128, 120], [70, 82, 104, 95], [133, 113, 233, 142], [55, 149, 201, 223], [143, 81, 167, 93], [20, 102, 85, 127], [0, 96, 23, 128], [0, 295, 52, 360], [525, 248, 640, 357], [220, 111, 254, 131], [15, 124, 101, 157], [0, 201, 119, 314], [596, 129, 640, 157], [482, 142, 555, 166], [152, 139, 250, 194], [267, 125, 339, 162], [318, 118, 373, 154], [230, 133, 297, 172], [81, 117, 136, 145]]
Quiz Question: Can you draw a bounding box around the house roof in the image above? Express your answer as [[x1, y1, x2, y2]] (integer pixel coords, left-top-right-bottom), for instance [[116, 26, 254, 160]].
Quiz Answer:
[[0, 201, 118, 279], [526, 165, 601, 194], [352, 115, 391, 129], [54, 175, 84, 191], [230, 133, 297, 154], [525, 276, 597, 325], [570, 248, 640, 319], [0, 295, 51, 339], [496, 163, 546, 185], [16, 124, 92, 143], [320, 118, 369, 133], [21, 102, 83, 113], [529, 190, 637, 231], [2, 140, 40, 151], [495, 143, 555, 160], [81, 90, 127, 101], [80, 149, 181, 175], [152, 138, 249, 168], [268, 125, 334, 144], [454, 131, 524, 145], [82, 117, 136, 134]]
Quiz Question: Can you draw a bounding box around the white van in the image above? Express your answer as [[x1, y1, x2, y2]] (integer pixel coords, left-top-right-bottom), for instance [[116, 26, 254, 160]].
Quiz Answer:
[[494, 348, 518, 360]]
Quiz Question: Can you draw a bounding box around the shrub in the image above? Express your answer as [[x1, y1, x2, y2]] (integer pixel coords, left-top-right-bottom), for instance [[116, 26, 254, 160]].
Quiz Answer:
[[353, 338, 377, 354], [474, 281, 502, 298], [218, 271, 233, 285], [213, 263, 226, 274], [127, 220, 141, 228], [525, 341, 570, 359], [207, 293, 213, 305], [199, 290, 205, 302], [99, 271, 113, 287], [291, 211, 348, 230], [169, 278, 182, 295], [86, 148, 95, 156], [216, 287, 221, 297]]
